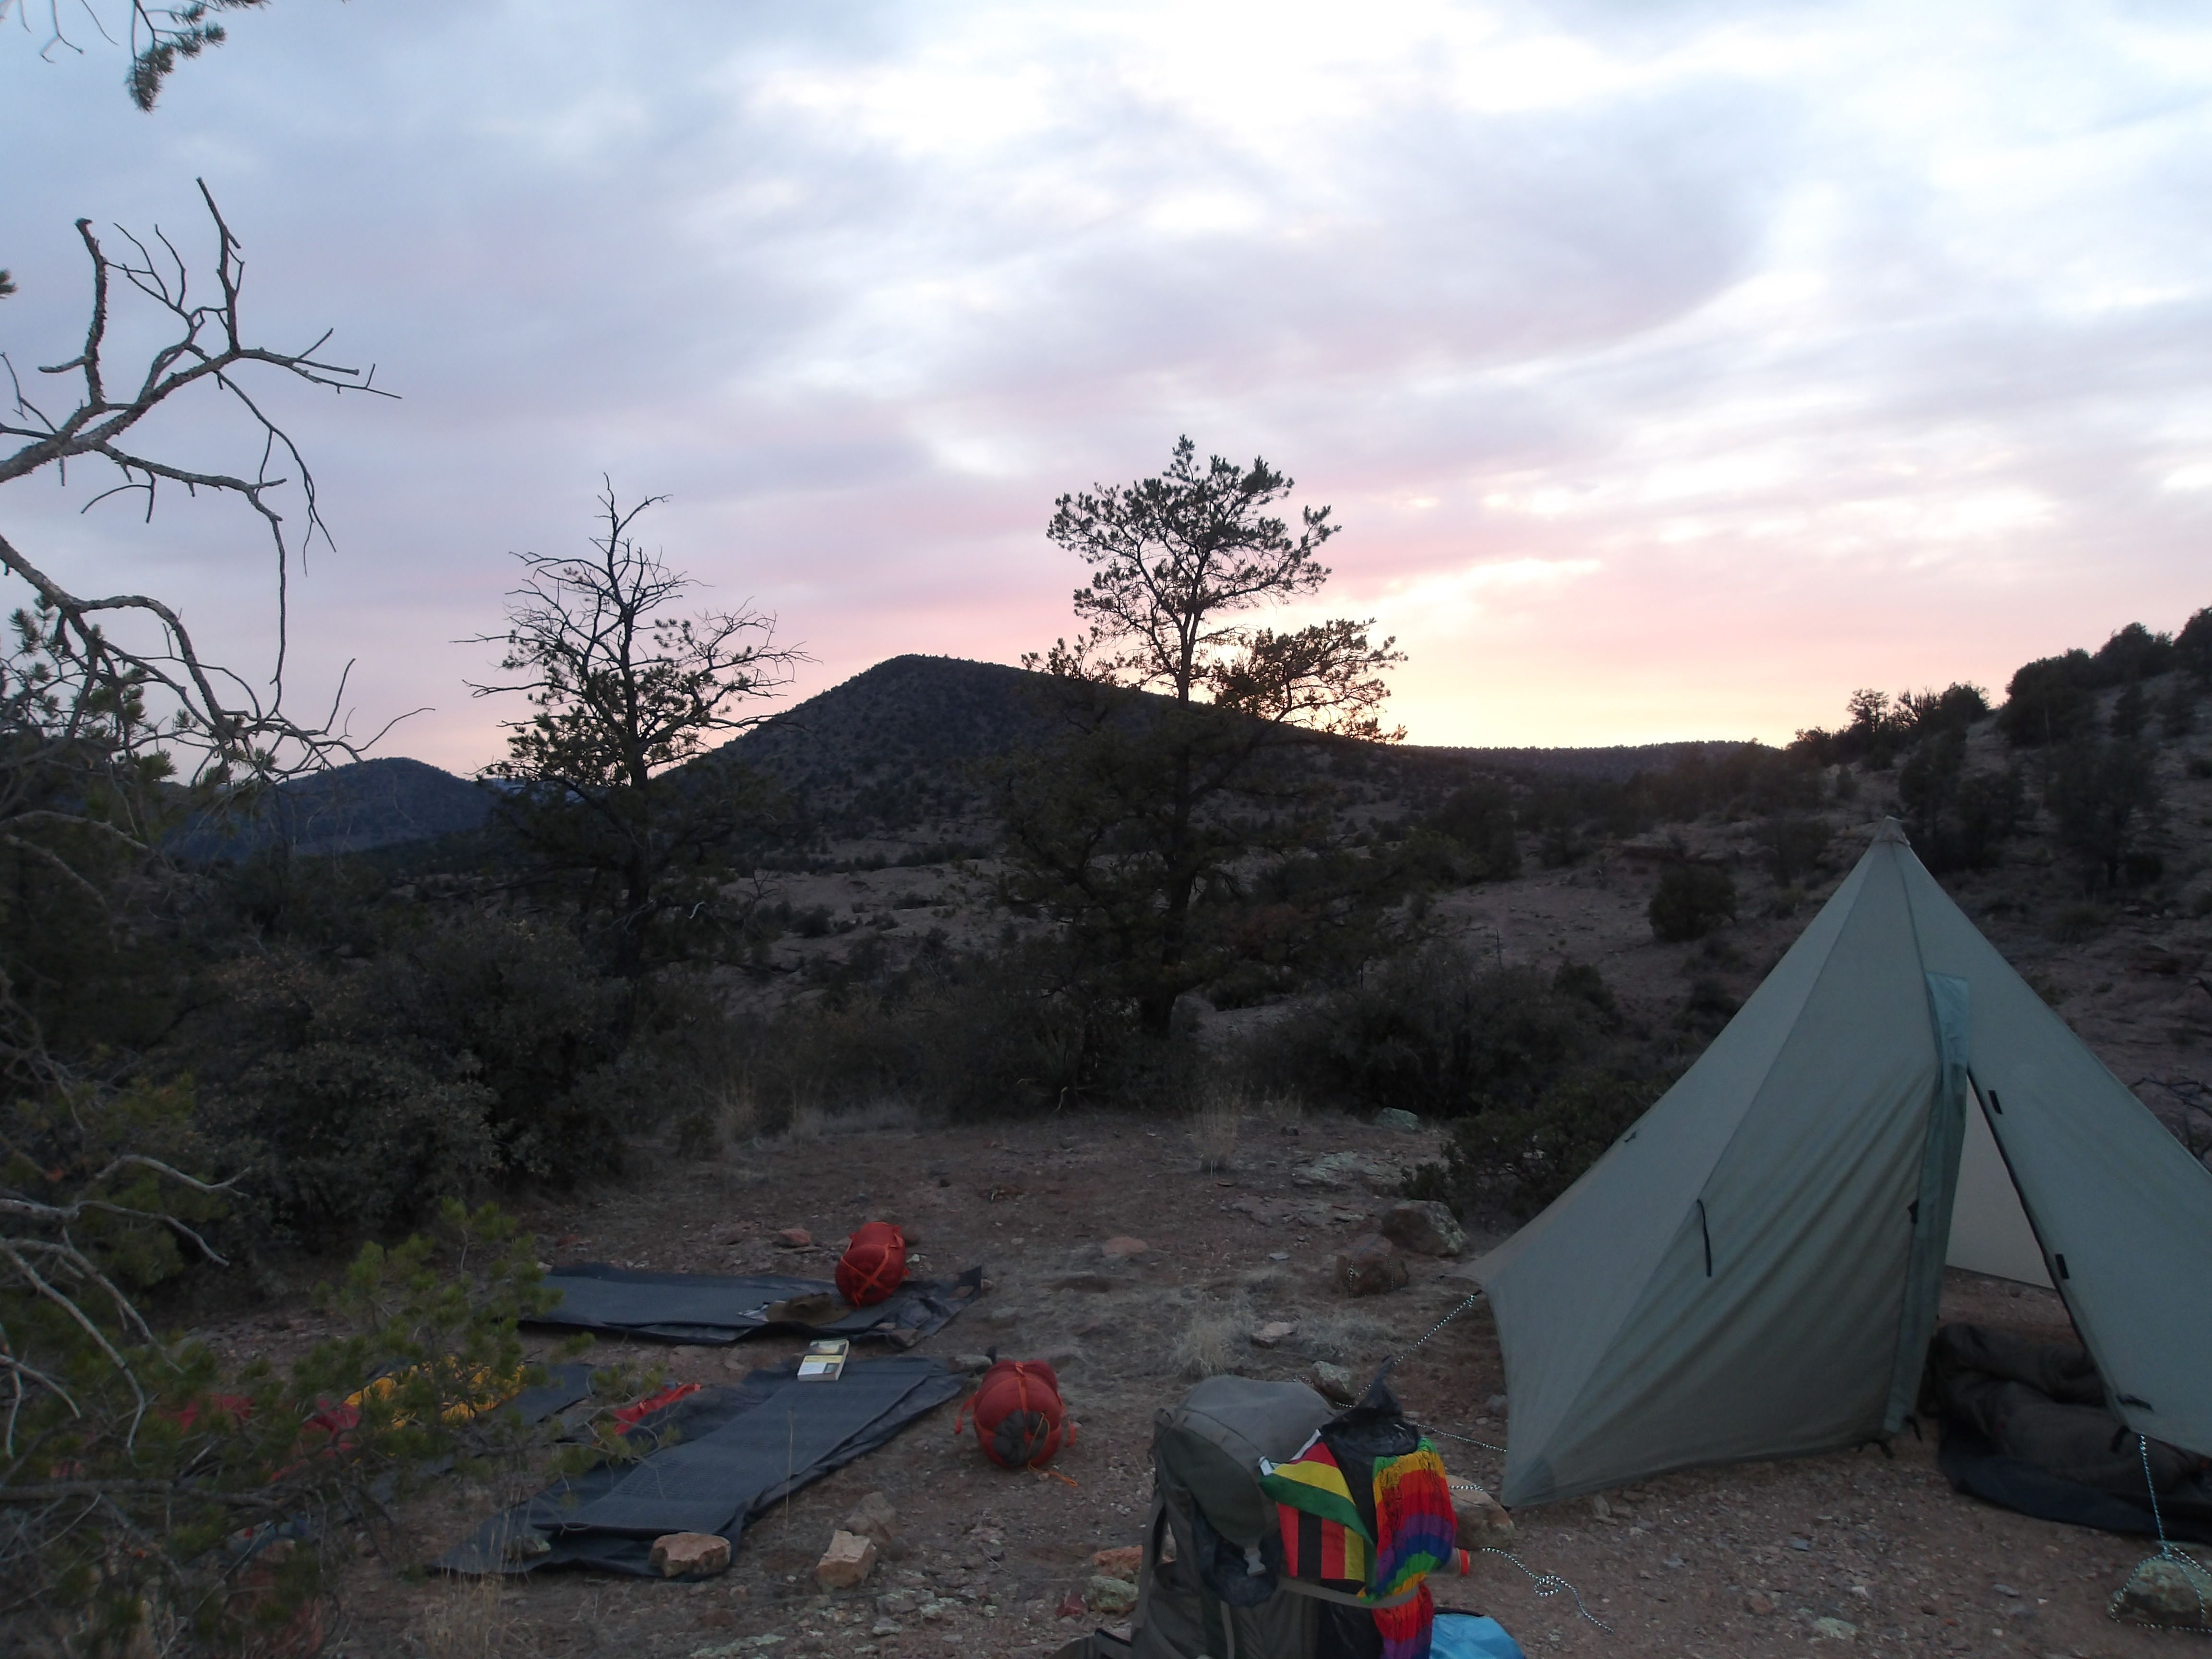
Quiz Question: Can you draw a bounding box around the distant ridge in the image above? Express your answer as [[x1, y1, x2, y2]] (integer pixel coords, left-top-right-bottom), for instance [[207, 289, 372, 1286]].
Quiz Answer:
[[176, 756, 493, 860], [183, 657, 1755, 854]]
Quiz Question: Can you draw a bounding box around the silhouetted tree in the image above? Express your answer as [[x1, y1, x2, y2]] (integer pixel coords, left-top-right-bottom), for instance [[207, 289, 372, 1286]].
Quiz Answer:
[[2045, 736, 2161, 891], [470, 486, 804, 976], [1003, 438, 1403, 1035]]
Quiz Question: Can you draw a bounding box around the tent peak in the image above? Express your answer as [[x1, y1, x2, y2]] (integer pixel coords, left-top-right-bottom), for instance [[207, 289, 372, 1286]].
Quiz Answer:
[[1873, 817, 1911, 845]]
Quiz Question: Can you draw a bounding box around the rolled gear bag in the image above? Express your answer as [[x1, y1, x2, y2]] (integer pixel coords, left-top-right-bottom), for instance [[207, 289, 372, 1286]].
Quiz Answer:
[[836, 1221, 909, 1308], [957, 1358, 1074, 1469]]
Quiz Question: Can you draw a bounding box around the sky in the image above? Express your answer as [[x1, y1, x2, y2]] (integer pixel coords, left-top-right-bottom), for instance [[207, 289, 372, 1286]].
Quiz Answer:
[[6, 0, 2212, 770]]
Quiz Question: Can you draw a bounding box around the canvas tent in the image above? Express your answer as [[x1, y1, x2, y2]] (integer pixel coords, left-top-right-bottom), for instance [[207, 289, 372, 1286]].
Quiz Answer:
[[1475, 819, 2212, 1508]]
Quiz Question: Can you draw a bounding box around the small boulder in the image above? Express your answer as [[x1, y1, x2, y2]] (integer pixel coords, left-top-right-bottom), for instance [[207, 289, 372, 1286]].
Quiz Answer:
[[1376, 1108, 1421, 1133], [841, 1491, 901, 1554], [1333, 1233, 1409, 1298], [1102, 1236, 1150, 1259], [649, 1532, 731, 1578], [1810, 1616, 1856, 1641], [2112, 1556, 2212, 1626], [1292, 1152, 1403, 1193], [1312, 1361, 1358, 1404], [1446, 1478, 1515, 1549], [952, 1353, 993, 1374], [1743, 1592, 1777, 1616], [776, 1226, 812, 1249], [1378, 1200, 1467, 1259], [815, 1529, 878, 1590], [1251, 1321, 1298, 1348], [1085, 1574, 1139, 1614], [1093, 1546, 1143, 1579]]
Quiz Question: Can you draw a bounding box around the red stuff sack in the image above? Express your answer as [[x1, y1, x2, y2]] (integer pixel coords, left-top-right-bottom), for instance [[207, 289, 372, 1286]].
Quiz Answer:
[[836, 1221, 908, 1307], [955, 1358, 1074, 1470]]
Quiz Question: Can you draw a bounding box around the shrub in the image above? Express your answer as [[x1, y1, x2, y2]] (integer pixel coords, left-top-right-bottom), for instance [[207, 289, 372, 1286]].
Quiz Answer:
[[1648, 863, 1737, 942], [2044, 737, 2162, 892], [1255, 946, 1614, 1119], [1440, 1063, 1674, 1217], [1999, 651, 2098, 747], [1425, 783, 1522, 880], [750, 940, 1137, 1121], [2180, 605, 2212, 682], [1757, 812, 1830, 885], [0, 1190, 606, 1657]]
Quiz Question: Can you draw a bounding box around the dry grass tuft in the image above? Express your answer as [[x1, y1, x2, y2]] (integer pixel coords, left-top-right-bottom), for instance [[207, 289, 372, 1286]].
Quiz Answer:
[[1190, 1082, 1246, 1173], [1170, 1295, 1254, 1379], [418, 1568, 514, 1659], [1295, 1309, 1392, 1366]]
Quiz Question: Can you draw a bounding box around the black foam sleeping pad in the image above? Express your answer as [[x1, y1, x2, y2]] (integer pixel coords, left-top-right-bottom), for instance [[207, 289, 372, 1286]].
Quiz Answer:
[[528, 1262, 983, 1345], [437, 1353, 964, 1577]]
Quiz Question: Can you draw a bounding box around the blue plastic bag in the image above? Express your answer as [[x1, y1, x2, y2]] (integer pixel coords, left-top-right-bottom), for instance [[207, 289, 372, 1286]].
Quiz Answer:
[[1431, 1611, 1526, 1659]]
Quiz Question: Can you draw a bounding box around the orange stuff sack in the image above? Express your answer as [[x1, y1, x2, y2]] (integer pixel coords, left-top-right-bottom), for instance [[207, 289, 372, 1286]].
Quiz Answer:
[[836, 1221, 908, 1308], [956, 1358, 1073, 1470]]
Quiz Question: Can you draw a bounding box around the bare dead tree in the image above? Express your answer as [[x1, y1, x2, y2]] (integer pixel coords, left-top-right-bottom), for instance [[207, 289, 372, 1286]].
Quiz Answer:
[[2, 179, 392, 793], [4, 0, 270, 109], [1, 188, 387, 1604], [467, 484, 807, 974]]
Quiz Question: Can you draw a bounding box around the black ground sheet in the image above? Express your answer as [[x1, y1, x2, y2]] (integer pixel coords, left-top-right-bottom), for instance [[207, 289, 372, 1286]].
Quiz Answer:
[[1932, 1323, 2212, 1543], [437, 1354, 963, 1577], [527, 1263, 982, 1345]]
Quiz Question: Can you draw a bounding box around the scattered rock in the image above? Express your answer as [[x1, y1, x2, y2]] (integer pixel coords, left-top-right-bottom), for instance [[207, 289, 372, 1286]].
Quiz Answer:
[[1811, 1616, 1856, 1640], [1486, 1394, 1508, 1413], [842, 1491, 901, 1554], [2111, 1555, 2212, 1626], [1588, 1495, 1612, 1521], [877, 1591, 918, 1616], [1268, 1251, 1291, 1262], [1251, 1321, 1298, 1348], [1378, 1200, 1467, 1258], [502, 1527, 552, 1562], [1447, 1478, 1515, 1549], [650, 1532, 732, 1578], [815, 1530, 878, 1590], [1376, 1108, 1421, 1133], [952, 1354, 993, 1374], [1333, 1233, 1409, 1297], [870, 1620, 903, 1637], [1056, 1590, 1085, 1619], [1093, 1546, 1143, 1578], [775, 1227, 812, 1249], [1312, 1362, 1358, 1404], [1085, 1574, 1140, 1614], [1743, 1593, 1776, 1616], [1101, 1236, 1150, 1259]]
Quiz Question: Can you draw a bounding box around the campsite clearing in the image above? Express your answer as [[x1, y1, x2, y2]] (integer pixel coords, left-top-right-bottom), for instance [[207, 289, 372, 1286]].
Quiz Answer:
[[194, 1101, 2191, 1659]]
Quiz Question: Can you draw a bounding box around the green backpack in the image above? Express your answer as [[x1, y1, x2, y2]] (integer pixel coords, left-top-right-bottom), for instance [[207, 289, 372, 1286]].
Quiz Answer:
[[1060, 1375, 1404, 1659]]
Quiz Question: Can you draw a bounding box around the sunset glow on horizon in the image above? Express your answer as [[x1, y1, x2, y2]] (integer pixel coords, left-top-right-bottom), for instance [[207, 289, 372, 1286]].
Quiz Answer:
[[7, 1, 2211, 770]]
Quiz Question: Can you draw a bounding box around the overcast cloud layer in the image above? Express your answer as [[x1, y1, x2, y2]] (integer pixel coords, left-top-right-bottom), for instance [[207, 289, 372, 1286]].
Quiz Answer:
[[6, 0, 2212, 767]]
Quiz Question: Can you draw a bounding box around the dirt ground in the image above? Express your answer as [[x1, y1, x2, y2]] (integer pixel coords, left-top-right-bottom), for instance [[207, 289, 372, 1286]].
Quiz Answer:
[[201, 1097, 2197, 1659]]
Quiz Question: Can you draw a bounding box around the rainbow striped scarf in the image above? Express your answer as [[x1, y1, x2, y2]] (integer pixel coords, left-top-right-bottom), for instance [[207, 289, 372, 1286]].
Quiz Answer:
[[1261, 1435, 1460, 1659]]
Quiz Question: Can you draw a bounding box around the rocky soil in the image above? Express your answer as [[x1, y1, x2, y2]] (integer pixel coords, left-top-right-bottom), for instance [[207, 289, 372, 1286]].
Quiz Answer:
[[190, 1094, 2194, 1659]]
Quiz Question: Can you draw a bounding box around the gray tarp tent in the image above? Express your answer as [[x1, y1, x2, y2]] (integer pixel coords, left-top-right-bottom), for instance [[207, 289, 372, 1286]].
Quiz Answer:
[[1476, 819, 2212, 1507]]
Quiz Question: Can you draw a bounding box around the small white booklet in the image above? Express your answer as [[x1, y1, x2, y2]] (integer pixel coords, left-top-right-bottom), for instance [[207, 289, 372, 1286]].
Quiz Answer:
[[797, 1339, 850, 1382]]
